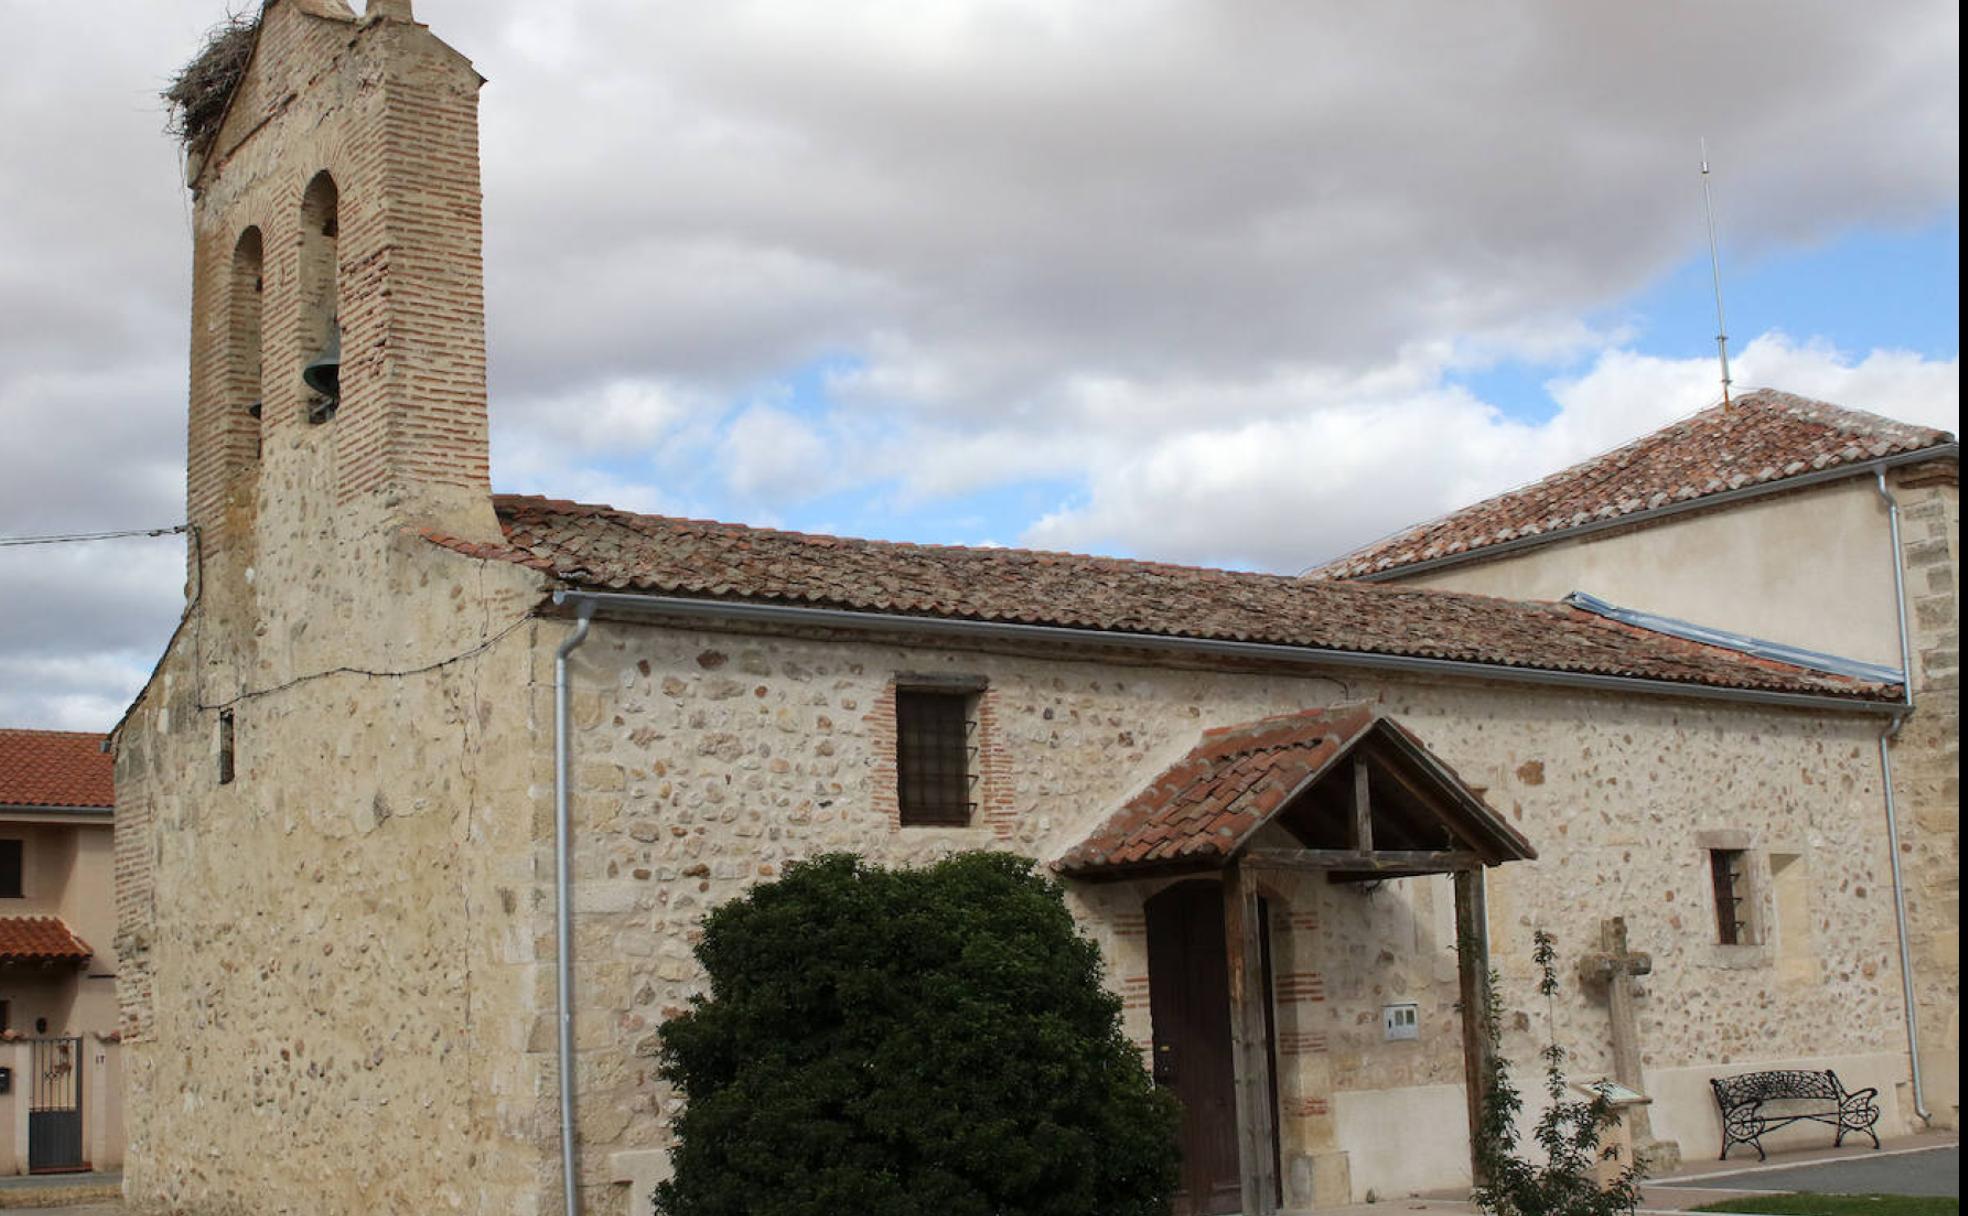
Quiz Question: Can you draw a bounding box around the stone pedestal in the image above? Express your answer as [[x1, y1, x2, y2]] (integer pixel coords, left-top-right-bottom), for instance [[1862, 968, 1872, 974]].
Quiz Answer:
[[1577, 1080, 1679, 1184]]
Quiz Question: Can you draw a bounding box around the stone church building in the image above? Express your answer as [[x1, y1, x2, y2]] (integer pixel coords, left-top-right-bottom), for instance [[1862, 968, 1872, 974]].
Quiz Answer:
[[109, 3, 1955, 1214], [1316, 389, 1960, 1135]]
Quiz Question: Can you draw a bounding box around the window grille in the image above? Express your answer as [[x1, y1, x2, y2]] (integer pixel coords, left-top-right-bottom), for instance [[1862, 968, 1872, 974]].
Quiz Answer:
[[1711, 848, 1748, 945], [896, 688, 978, 827]]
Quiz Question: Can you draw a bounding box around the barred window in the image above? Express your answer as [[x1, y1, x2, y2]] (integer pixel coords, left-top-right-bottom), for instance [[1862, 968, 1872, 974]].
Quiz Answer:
[[895, 685, 979, 827], [1710, 848, 1750, 945]]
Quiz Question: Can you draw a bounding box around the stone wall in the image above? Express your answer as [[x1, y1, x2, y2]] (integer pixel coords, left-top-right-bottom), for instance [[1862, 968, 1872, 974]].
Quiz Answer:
[[112, 540, 553, 1215], [549, 617, 1912, 1212], [1892, 467, 1959, 1127], [1398, 462, 1960, 1136]]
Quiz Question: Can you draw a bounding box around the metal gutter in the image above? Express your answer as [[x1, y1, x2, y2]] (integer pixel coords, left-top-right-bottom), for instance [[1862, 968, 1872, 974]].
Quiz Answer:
[[548, 589, 1899, 715], [553, 602, 595, 1215], [1341, 443, 1959, 584], [1872, 469, 1931, 1126]]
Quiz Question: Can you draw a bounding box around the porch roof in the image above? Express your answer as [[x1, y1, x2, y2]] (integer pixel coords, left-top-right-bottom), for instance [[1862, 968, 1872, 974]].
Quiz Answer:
[[0, 916, 92, 965], [1053, 704, 1535, 880]]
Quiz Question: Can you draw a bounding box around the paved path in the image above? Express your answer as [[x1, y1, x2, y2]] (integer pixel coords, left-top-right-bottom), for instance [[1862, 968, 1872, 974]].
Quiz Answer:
[[0, 1170, 120, 1215], [1652, 1142, 1958, 1199], [1312, 1131, 1962, 1216]]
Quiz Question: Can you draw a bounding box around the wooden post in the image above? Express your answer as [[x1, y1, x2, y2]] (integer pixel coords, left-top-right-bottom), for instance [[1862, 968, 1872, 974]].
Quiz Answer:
[[1453, 867, 1494, 1187], [1351, 758, 1374, 852], [1223, 860, 1279, 1216]]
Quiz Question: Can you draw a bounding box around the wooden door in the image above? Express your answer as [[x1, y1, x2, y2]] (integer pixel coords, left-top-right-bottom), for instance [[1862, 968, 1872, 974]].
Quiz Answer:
[[1146, 880, 1244, 1215]]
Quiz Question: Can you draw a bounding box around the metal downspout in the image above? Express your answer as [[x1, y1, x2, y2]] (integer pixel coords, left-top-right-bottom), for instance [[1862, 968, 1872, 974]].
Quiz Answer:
[[1874, 469, 1931, 1126], [554, 597, 596, 1213]]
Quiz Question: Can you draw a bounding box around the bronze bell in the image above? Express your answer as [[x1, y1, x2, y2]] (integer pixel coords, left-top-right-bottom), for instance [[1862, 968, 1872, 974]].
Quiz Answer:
[[302, 322, 341, 420]]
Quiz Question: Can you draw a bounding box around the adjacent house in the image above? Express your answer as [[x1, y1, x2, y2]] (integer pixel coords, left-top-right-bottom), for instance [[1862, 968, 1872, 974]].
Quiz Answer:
[[107, 3, 1957, 1213], [1315, 390, 1961, 1130], [0, 729, 124, 1175]]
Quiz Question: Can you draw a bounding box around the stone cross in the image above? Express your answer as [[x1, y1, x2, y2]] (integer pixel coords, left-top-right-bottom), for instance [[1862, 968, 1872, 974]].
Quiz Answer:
[[1577, 916, 1678, 1167]]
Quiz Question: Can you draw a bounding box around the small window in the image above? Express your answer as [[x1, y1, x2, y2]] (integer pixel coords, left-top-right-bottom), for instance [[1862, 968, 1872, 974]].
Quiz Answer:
[[1710, 848, 1751, 945], [0, 840, 22, 899], [895, 686, 979, 827], [218, 709, 236, 786]]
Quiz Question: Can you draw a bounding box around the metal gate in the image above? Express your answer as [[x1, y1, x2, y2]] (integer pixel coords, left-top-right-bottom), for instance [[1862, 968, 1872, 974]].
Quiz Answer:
[[27, 1037, 86, 1173]]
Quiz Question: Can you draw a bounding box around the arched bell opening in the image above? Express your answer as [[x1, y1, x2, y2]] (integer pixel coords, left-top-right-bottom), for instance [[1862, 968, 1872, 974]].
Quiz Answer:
[[228, 226, 265, 461], [297, 171, 340, 423]]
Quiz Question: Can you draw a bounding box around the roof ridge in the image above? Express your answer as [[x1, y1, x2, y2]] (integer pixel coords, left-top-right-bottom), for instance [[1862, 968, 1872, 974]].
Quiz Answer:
[[1313, 399, 1733, 575], [493, 492, 1312, 584], [1314, 388, 1953, 578]]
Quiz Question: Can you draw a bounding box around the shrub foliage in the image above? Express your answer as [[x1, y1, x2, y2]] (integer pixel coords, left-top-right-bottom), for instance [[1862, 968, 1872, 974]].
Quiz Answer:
[[653, 851, 1180, 1216], [1469, 929, 1643, 1216]]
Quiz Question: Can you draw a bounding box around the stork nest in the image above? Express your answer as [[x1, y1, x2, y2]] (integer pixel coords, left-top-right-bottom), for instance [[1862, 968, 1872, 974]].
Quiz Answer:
[[162, 11, 261, 152]]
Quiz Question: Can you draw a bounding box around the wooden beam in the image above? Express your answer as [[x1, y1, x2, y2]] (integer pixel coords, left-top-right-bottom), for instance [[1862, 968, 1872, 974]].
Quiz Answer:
[[1352, 757, 1373, 852], [1453, 868, 1495, 1187], [1244, 847, 1480, 873], [1223, 861, 1279, 1216], [1360, 748, 1495, 856]]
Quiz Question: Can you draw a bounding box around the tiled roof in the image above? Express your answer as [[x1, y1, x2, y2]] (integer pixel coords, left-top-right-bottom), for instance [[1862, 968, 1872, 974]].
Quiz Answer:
[[1055, 706, 1532, 878], [1315, 389, 1955, 580], [421, 494, 1899, 702], [0, 730, 113, 810], [0, 917, 93, 964]]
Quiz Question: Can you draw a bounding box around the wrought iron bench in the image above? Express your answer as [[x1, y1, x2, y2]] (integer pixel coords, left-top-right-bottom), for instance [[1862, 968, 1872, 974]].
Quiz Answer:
[[1709, 1069, 1881, 1160]]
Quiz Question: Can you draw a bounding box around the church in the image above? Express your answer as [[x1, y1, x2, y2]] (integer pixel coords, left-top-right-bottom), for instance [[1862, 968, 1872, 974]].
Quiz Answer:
[[108, 3, 1955, 1214]]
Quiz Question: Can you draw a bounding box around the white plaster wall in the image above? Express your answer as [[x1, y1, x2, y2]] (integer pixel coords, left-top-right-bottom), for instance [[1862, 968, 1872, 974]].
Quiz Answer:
[[1398, 478, 1902, 667], [1330, 1084, 1468, 1199], [1646, 1051, 1911, 1162]]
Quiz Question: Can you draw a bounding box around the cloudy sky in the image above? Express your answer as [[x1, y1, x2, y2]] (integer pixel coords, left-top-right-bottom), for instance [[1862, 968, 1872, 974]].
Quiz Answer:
[[0, 0, 1958, 730]]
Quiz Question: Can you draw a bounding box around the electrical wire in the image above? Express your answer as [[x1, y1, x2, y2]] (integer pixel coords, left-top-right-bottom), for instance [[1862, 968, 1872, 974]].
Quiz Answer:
[[0, 525, 188, 548]]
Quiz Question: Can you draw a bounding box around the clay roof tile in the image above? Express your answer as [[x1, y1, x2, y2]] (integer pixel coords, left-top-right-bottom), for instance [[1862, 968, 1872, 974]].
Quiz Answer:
[[0, 916, 93, 964], [0, 730, 113, 810]]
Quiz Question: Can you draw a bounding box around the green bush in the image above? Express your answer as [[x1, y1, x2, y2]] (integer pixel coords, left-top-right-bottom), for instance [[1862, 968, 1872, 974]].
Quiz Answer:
[[653, 851, 1181, 1216]]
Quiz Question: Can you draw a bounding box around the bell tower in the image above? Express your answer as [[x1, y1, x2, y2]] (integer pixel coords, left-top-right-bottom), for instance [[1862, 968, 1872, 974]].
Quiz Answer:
[[182, 0, 500, 556]]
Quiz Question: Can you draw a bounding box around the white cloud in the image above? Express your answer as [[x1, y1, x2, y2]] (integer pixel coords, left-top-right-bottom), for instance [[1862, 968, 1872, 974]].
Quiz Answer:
[[1024, 333, 1959, 570], [0, 0, 1956, 727], [720, 405, 833, 502]]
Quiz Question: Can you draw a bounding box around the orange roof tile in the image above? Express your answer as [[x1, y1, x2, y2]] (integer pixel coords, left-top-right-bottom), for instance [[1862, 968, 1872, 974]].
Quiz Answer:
[[1315, 389, 1955, 580], [1055, 706, 1532, 879], [0, 730, 113, 810], [422, 493, 1899, 703], [0, 917, 93, 964]]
